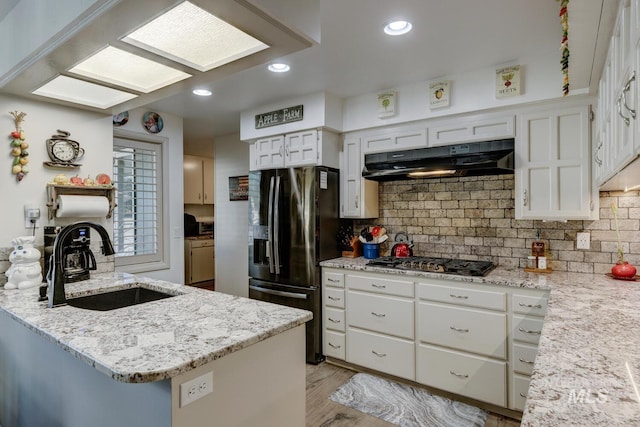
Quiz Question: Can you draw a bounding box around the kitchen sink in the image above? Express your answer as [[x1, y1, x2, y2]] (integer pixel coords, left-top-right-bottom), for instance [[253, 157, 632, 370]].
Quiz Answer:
[[66, 287, 176, 311]]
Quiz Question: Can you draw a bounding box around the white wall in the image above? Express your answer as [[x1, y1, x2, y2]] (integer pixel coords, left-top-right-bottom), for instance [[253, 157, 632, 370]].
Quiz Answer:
[[342, 54, 575, 133], [113, 108, 185, 284], [0, 94, 113, 247], [214, 134, 249, 297]]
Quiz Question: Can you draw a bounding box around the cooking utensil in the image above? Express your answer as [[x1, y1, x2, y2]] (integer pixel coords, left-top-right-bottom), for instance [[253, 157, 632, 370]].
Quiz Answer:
[[372, 226, 381, 237], [391, 231, 413, 257]]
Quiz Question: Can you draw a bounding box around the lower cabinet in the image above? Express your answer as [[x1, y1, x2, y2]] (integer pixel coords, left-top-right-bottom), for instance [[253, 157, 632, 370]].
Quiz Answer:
[[321, 267, 549, 411]]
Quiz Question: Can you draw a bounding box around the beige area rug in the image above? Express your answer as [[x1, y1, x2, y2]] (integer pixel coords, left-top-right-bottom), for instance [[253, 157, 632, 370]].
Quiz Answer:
[[329, 373, 488, 427]]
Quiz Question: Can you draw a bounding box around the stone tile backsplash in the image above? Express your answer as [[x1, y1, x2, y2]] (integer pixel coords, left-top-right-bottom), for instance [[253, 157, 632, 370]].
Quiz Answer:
[[355, 174, 640, 274]]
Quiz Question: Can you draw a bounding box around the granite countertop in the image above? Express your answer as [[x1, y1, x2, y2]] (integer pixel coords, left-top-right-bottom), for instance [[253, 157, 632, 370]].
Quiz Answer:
[[0, 273, 311, 383], [321, 257, 640, 426]]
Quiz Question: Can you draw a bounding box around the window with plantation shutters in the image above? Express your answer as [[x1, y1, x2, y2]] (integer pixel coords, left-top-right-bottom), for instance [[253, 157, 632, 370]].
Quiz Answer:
[[112, 137, 164, 266]]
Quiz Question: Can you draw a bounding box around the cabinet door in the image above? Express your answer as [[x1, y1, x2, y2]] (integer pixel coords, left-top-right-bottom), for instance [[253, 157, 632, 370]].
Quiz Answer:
[[361, 128, 427, 153], [202, 157, 214, 205], [429, 114, 514, 146], [183, 155, 203, 204], [285, 129, 317, 166], [340, 137, 379, 218], [190, 241, 215, 283], [254, 136, 285, 169], [516, 105, 593, 220]]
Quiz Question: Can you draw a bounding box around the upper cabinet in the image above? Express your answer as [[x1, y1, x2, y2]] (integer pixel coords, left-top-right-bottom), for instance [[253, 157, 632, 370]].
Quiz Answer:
[[184, 155, 214, 205], [515, 102, 596, 220], [341, 137, 378, 218], [595, 0, 640, 190], [428, 113, 515, 147], [249, 129, 340, 171], [361, 127, 427, 154]]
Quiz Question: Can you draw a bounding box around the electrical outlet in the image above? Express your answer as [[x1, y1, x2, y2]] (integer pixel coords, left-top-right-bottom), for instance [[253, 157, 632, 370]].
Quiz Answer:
[[24, 205, 41, 229], [179, 371, 213, 407], [576, 232, 590, 250]]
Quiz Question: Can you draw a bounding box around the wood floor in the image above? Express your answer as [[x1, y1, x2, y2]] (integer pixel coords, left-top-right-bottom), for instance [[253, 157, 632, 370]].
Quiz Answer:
[[306, 362, 521, 427]]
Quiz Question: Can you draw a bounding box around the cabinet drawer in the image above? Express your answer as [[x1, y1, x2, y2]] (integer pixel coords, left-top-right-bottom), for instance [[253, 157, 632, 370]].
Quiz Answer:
[[347, 273, 414, 298], [417, 302, 506, 359], [512, 293, 548, 317], [513, 315, 544, 344], [324, 287, 345, 308], [347, 328, 415, 380], [416, 344, 506, 407], [513, 342, 538, 375], [323, 271, 345, 288], [417, 282, 506, 311], [324, 307, 345, 332], [324, 330, 345, 360], [511, 373, 531, 411], [347, 291, 414, 339], [190, 239, 214, 248]]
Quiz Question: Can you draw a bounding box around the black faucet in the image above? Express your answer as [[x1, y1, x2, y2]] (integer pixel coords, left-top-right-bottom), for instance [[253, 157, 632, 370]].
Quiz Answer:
[[47, 222, 115, 308]]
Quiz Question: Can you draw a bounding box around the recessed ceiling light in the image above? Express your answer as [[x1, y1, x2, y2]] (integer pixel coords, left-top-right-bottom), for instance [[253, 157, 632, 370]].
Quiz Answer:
[[268, 63, 290, 73], [384, 20, 412, 36], [69, 46, 191, 93], [32, 75, 137, 109], [122, 1, 269, 72], [193, 89, 213, 96]]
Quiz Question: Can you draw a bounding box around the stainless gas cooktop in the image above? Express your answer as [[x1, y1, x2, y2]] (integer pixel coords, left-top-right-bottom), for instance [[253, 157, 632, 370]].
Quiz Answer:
[[367, 256, 496, 277]]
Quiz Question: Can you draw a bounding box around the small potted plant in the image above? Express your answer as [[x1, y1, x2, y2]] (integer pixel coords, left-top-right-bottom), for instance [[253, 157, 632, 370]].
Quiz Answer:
[[611, 203, 637, 279]]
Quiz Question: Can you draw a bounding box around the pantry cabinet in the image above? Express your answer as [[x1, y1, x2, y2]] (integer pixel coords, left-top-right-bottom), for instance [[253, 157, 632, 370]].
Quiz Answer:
[[184, 155, 214, 205], [321, 266, 549, 411], [515, 102, 596, 220], [340, 137, 379, 218], [249, 129, 340, 171]]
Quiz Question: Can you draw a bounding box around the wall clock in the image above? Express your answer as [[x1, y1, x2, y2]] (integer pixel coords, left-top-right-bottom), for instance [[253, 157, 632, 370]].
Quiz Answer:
[[43, 129, 85, 168]]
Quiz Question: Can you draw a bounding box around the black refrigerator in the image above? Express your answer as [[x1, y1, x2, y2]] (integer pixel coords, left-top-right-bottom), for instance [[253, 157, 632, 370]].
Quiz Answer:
[[248, 166, 340, 364]]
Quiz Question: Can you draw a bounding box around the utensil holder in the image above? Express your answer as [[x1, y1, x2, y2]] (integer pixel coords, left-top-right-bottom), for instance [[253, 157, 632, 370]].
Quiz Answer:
[[362, 243, 380, 259]]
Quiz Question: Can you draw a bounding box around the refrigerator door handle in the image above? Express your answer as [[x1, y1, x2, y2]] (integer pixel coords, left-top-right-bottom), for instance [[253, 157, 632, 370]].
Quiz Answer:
[[249, 285, 308, 300], [267, 176, 275, 274], [273, 175, 281, 274]]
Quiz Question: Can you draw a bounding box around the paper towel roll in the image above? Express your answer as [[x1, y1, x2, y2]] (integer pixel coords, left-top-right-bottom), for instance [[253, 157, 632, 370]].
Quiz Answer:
[[56, 195, 110, 218]]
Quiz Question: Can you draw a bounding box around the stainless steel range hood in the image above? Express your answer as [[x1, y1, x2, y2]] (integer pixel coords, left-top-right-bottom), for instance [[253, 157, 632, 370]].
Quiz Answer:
[[362, 139, 515, 181]]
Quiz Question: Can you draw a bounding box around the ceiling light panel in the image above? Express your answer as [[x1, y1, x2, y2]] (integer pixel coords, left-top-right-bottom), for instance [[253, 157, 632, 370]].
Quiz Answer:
[[32, 75, 137, 109], [122, 1, 269, 72], [69, 46, 192, 93]]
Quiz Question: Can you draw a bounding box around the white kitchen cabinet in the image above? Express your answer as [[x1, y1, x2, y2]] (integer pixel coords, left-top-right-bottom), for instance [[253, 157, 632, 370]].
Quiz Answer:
[[428, 113, 515, 147], [249, 129, 340, 171], [340, 137, 379, 218], [361, 127, 427, 153], [184, 238, 215, 284], [322, 270, 346, 360], [516, 103, 596, 220], [508, 289, 548, 411], [184, 155, 214, 205]]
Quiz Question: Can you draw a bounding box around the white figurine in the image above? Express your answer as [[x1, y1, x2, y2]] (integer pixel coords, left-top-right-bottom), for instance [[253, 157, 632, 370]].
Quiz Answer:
[[5, 236, 42, 289]]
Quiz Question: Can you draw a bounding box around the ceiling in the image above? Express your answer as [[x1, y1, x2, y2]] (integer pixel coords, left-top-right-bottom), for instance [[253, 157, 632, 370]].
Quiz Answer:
[[145, 0, 618, 152], [0, 0, 619, 154]]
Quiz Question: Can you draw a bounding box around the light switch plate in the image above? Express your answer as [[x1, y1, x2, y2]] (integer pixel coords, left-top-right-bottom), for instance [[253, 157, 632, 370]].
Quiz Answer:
[[576, 232, 590, 250], [179, 371, 213, 407]]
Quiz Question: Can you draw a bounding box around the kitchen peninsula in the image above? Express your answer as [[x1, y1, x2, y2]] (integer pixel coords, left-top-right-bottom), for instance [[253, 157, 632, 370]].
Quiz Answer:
[[320, 257, 640, 426], [0, 273, 311, 427]]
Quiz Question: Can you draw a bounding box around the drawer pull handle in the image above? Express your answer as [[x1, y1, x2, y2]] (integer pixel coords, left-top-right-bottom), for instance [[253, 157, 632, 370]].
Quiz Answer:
[[328, 296, 341, 301], [450, 326, 469, 333], [371, 284, 386, 289], [519, 303, 542, 309], [519, 327, 541, 335], [518, 357, 535, 364], [520, 392, 528, 398], [449, 370, 469, 379], [371, 350, 387, 358], [371, 312, 386, 318], [328, 343, 341, 349], [449, 294, 468, 299], [328, 278, 341, 283], [328, 317, 341, 323]]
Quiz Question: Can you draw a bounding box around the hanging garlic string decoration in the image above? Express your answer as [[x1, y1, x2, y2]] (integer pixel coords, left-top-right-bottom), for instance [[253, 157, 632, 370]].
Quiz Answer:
[[559, 0, 570, 96], [9, 111, 29, 182]]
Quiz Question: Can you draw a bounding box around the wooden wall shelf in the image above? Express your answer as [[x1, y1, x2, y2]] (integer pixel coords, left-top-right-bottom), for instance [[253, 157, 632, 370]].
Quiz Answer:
[[46, 184, 116, 220]]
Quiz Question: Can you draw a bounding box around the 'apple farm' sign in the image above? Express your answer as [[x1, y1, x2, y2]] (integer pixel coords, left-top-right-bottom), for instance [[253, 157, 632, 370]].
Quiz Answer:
[[255, 105, 304, 129]]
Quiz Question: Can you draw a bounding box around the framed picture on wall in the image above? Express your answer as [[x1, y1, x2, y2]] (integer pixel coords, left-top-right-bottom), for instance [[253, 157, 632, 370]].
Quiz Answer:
[[228, 175, 249, 201]]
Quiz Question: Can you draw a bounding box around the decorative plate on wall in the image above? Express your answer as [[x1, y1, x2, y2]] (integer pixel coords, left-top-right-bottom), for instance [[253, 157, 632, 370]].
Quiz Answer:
[[112, 111, 129, 126], [142, 111, 163, 133]]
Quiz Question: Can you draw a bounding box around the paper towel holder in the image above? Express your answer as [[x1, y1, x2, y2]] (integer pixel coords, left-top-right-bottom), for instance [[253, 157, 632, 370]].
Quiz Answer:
[[46, 184, 116, 220]]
